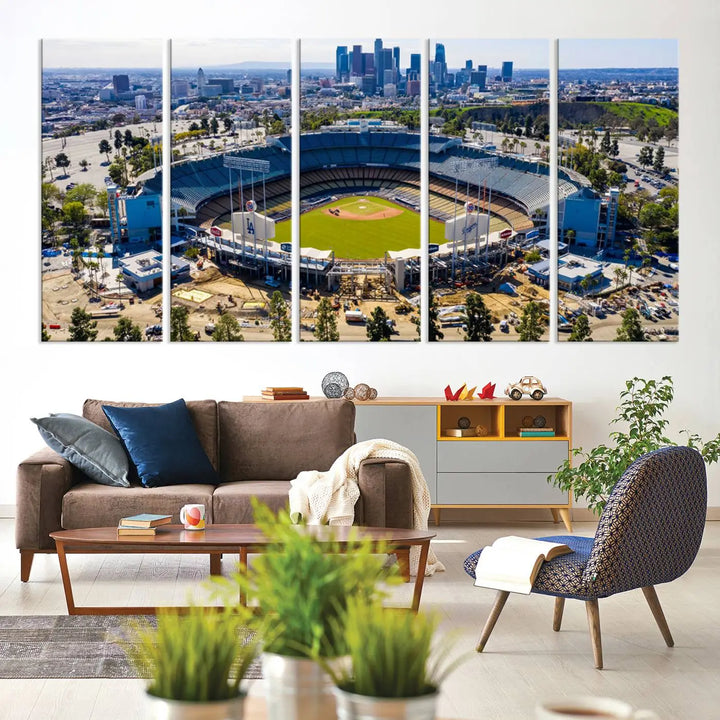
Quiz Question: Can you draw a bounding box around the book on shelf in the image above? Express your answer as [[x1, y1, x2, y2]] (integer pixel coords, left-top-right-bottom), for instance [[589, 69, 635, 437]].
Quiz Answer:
[[261, 388, 309, 400], [443, 428, 478, 437], [117, 525, 157, 536], [518, 427, 556, 437], [119, 513, 172, 528], [474, 536, 573, 595]]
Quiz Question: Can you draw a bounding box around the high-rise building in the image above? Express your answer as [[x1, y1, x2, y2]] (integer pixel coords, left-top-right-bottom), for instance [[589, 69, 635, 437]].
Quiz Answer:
[[393, 47, 400, 82], [465, 59, 473, 71], [374, 38, 383, 86], [502, 61, 513, 82], [362, 53, 374, 76], [473, 65, 487, 91], [197, 68, 206, 93], [336, 46, 348, 80], [112, 74, 130, 95], [135, 94, 147, 110], [434, 43, 447, 86], [351, 45, 363, 76], [410, 53, 421, 75]]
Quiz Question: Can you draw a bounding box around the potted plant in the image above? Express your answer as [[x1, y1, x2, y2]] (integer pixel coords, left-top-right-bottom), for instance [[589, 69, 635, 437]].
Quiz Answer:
[[217, 500, 393, 720], [323, 598, 465, 720], [550, 376, 720, 515], [123, 604, 260, 720]]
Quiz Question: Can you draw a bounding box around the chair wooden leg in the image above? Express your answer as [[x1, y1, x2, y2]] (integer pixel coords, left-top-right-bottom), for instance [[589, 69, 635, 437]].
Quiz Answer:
[[642, 586, 674, 647], [20, 551, 35, 583], [476, 591, 510, 652], [585, 598, 603, 669], [553, 597, 565, 632]]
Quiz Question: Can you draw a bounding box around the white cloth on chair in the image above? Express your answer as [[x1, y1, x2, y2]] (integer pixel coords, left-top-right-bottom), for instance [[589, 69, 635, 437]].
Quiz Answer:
[[289, 438, 444, 576]]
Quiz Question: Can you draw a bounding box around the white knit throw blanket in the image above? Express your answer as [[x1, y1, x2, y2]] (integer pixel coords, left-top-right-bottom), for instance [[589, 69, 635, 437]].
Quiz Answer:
[[289, 438, 444, 576]]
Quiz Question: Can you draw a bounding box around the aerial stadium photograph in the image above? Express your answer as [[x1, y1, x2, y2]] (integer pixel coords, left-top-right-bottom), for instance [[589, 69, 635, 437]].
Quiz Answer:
[[555, 39, 679, 342], [165, 39, 293, 342], [41, 39, 163, 342], [425, 39, 551, 342], [299, 38, 423, 342]]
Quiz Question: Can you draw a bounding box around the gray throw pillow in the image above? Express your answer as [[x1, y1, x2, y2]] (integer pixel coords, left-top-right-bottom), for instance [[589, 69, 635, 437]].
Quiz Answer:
[[31, 413, 130, 487]]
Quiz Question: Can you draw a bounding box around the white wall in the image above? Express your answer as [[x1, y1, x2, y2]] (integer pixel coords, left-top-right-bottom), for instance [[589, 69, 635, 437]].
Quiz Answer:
[[2, 0, 719, 509]]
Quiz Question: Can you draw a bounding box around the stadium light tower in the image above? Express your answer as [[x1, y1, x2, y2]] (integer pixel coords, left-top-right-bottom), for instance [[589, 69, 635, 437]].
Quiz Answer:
[[223, 155, 271, 271]]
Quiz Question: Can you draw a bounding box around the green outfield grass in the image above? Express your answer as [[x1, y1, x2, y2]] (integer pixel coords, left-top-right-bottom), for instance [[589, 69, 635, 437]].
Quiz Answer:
[[279, 196, 422, 259]]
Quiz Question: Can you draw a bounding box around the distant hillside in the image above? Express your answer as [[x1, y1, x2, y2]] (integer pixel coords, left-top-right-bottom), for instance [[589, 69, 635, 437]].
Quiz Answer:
[[558, 101, 677, 128]]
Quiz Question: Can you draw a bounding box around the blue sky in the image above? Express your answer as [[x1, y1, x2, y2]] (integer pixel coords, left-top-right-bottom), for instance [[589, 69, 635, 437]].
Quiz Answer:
[[559, 39, 677, 68]]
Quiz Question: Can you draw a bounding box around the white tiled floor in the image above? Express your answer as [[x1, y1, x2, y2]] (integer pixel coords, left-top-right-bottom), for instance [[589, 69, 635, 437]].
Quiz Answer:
[[1, 518, 719, 719]]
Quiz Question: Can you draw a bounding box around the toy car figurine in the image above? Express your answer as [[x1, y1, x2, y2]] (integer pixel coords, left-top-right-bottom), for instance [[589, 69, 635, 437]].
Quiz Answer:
[[505, 376, 547, 401]]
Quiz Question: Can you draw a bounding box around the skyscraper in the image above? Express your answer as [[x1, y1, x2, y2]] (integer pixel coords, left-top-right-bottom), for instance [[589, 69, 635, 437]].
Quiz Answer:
[[465, 59, 473, 71], [410, 53, 421, 75], [197, 68, 206, 94], [475, 64, 487, 91], [374, 38, 383, 87], [393, 46, 400, 82], [502, 61, 513, 83], [112, 74, 130, 95], [336, 46, 348, 81], [351, 45, 363, 76], [434, 43, 447, 86]]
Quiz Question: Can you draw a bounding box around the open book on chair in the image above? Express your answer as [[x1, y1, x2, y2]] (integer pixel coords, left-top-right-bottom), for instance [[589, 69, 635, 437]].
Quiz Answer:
[[474, 536, 573, 595]]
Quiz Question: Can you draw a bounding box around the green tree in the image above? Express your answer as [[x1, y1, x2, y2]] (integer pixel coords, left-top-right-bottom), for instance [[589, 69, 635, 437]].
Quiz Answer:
[[269, 290, 291, 342], [525, 249, 541, 263], [314, 297, 339, 341], [79, 159, 89, 172], [114, 130, 123, 154], [113, 317, 143, 342], [428, 288, 444, 341], [123, 129, 133, 147], [223, 117, 233, 133], [41, 323, 50, 342], [210, 117, 219, 135], [653, 145, 665, 174], [610, 138, 619, 157], [599, 130, 611, 155], [637, 145, 654, 169], [366, 306, 392, 341], [212, 313, 244, 342], [62, 201, 87, 230], [170, 305, 196, 341], [54, 152, 70, 174], [615, 308, 646, 342], [68, 307, 98, 341], [99, 138, 112, 163], [463, 292, 493, 341], [517, 300, 545, 342], [65, 183, 97, 206], [568, 313, 592, 342]]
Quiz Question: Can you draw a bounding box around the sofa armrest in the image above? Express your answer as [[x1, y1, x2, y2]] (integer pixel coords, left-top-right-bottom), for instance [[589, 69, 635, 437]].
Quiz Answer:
[[356, 458, 413, 529], [16, 448, 78, 551]]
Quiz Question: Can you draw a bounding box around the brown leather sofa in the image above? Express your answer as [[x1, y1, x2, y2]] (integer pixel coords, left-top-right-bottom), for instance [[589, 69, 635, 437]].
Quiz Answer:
[[16, 398, 413, 581]]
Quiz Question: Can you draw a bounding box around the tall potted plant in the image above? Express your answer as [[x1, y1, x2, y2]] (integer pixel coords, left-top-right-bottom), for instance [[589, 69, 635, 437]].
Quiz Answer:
[[123, 604, 260, 720], [550, 376, 720, 515], [323, 598, 466, 720], [216, 500, 393, 720]]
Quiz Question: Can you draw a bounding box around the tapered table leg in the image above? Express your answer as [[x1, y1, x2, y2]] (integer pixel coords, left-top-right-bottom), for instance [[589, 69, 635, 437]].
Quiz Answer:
[[477, 590, 510, 652], [642, 585, 674, 647], [585, 598, 603, 669], [553, 597, 565, 631]]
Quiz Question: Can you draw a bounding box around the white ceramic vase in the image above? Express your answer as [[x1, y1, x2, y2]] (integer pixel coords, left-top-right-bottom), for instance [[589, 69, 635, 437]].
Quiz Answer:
[[144, 692, 245, 720], [333, 687, 439, 720], [262, 652, 336, 720]]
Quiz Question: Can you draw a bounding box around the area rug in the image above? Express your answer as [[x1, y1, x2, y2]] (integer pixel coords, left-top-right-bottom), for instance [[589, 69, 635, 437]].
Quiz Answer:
[[0, 615, 263, 680]]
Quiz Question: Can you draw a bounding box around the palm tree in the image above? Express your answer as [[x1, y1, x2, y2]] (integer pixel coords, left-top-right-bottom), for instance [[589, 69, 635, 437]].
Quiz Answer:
[[116, 271, 125, 300], [534, 141, 541, 156], [519, 141, 527, 155]]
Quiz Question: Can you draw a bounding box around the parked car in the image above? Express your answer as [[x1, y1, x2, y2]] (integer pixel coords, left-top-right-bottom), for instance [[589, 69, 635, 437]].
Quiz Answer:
[[505, 376, 547, 401], [264, 275, 281, 288], [145, 324, 162, 337]]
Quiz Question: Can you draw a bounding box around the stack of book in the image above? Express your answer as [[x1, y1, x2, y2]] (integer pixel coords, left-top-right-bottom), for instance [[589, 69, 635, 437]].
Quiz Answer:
[[261, 386, 310, 400], [518, 427, 556, 437], [117, 513, 172, 536]]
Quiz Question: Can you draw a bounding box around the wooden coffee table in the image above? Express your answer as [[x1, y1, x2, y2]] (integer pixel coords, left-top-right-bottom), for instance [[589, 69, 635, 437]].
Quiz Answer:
[[49, 524, 435, 616]]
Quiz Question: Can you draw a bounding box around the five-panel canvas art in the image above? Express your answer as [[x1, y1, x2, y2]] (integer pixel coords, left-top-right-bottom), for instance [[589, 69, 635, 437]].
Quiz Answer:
[[41, 39, 679, 342]]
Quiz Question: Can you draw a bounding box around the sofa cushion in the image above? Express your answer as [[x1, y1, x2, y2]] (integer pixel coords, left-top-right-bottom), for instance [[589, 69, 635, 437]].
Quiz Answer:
[[217, 399, 355, 482], [61, 482, 215, 529], [102, 399, 219, 488], [83, 399, 219, 470], [31, 413, 130, 487], [213, 481, 292, 524]]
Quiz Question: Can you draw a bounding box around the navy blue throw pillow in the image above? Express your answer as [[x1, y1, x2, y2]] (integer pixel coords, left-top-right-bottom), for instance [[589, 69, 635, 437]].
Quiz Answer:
[[102, 399, 219, 488]]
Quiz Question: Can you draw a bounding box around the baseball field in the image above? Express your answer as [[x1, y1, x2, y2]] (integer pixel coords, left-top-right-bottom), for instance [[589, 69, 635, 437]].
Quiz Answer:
[[273, 196, 446, 259]]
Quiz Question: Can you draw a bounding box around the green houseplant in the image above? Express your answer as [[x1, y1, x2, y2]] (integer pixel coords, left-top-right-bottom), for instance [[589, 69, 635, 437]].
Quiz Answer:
[[324, 598, 465, 720], [550, 376, 720, 515], [212, 499, 395, 720], [123, 604, 261, 720]]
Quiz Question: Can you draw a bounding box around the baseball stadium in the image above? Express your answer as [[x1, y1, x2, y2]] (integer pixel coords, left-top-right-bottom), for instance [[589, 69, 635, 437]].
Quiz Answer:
[[152, 125, 586, 338]]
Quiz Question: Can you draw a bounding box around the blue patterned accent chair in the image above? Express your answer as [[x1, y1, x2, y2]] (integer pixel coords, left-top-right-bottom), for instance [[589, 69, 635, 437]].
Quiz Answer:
[[464, 446, 707, 669]]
